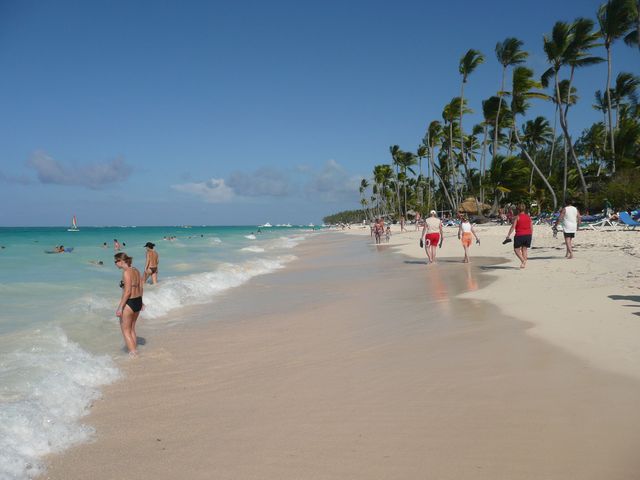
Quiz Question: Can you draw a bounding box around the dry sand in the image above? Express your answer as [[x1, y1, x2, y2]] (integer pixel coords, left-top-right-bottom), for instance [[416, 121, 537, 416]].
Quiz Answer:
[[43, 229, 640, 479]]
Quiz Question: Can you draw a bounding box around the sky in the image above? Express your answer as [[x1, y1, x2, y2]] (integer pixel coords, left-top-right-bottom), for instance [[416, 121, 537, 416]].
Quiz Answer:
[[0, 0, 637, 226]]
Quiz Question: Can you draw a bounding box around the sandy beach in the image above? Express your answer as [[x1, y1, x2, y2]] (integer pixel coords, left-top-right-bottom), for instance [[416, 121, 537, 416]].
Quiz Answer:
[[43, 227, 640, 479]]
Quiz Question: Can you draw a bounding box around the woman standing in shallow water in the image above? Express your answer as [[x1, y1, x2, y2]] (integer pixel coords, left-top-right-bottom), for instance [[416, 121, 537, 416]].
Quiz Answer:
[[114, 252, 144, 357]]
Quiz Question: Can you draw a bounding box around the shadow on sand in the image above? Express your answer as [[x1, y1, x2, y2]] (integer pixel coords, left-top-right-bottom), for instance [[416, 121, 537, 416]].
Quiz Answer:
[[608, 295, 640, 316]]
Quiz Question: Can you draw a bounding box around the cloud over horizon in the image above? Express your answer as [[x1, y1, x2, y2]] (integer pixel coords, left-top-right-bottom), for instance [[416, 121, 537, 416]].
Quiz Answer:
[[226, 167, 291, 197], [171, 178, 235, 203], [172, 160, 360, 206], [304, 159, 360, 202], [26, 151, 132, 189]]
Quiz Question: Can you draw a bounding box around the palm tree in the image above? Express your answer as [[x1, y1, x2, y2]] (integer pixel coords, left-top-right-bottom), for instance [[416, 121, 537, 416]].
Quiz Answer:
[[458, 49, 485, 188], [359, 179, 369, 218], [598, 0, 637, 164], [494, 38, 528, 157], [623, 1, 640, 49], [510, 66, 558, 211], [612, 72, 640, 128], [523, 117, 553, 192], [542, 19, 598, 204], [389, 145, 402, 216], [425, 120, 455, 212], [416, 144, 428, 206], [397, 151, 417, 216]]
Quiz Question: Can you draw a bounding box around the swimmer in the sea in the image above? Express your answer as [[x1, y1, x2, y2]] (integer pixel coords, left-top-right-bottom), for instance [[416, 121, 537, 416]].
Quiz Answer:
[[143, 242, 159, 284]]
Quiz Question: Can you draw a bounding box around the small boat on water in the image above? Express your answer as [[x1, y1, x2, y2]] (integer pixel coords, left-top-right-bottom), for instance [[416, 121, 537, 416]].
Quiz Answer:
[[260, 222, 273, 228], [67, 215, 80, 232]]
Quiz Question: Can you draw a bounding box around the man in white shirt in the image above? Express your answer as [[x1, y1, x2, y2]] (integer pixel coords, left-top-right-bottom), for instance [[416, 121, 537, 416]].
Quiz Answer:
[[555, 200, 581, 259]]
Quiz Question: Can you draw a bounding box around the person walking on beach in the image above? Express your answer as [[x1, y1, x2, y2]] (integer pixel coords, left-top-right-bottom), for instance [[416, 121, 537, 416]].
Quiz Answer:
[[505, 203, 532, 269], [555, 200, 581, 259], [421, 210, 444, 264], [415, 211, 421, 230], [114, 252, 144, 357], [457, 215, 480, 263], [400, 216, 406, 232], [143, 242, 159, 284]]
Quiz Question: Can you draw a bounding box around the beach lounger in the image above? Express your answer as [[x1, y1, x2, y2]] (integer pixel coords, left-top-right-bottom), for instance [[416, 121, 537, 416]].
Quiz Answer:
[[618, 212, 639, 230], [586, 215, 618, 231]]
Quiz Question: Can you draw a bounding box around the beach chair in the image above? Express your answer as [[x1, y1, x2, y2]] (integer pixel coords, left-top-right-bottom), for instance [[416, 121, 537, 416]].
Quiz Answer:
[[586, 214, 618, 231], [618, 212, 639, 230]]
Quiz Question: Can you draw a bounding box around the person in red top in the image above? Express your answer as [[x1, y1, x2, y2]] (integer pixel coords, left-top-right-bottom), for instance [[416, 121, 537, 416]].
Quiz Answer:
[[505, 203, 532, 269]]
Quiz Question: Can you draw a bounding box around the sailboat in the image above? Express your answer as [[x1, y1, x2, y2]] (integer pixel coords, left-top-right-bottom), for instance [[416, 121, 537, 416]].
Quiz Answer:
[[67, 215, 80, 232]]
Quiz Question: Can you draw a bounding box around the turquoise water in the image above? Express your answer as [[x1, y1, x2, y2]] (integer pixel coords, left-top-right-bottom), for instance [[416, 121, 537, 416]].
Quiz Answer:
[[0, 225, 313, 479]]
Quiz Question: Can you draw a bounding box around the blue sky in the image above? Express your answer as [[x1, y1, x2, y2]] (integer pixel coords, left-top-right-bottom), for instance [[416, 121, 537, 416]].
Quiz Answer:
[[0, 0, 637, 226]]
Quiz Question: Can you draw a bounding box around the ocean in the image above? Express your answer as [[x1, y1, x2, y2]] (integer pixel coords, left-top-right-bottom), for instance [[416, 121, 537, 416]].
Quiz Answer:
[[0, 225, 314, 479]]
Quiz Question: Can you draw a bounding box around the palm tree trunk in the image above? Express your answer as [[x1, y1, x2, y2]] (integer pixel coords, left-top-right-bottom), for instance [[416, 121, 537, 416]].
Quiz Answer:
[[548, 104, 558, 178], [429, 155, 455, 213], [493, 66, 506, 157], [514, 126, 558, 211], [605, 45, 616, 170], [448, 122, 458, 210], [459, 83, 472, 191], [554, 75, 588, 206], [480, 124, 488, 206], [563, 141, 568, 206]]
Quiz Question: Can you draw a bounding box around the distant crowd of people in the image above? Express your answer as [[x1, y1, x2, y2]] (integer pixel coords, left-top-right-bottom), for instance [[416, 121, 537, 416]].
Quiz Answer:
[[369, 199, 583, 268]]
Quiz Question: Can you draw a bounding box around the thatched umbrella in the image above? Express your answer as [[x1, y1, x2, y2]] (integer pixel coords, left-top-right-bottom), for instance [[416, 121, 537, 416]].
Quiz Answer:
[[458, 197, 490, 214]]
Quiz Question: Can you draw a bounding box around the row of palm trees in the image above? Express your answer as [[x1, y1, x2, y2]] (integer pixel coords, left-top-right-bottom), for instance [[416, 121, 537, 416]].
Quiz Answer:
[[359, 0, 639, 220]]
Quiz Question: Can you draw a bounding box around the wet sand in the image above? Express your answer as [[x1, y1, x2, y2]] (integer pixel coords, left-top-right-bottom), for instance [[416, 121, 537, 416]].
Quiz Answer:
[[44, 233, 640, 479]]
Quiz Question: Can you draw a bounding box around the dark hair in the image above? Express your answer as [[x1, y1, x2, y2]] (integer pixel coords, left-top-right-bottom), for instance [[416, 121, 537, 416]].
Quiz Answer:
[[114, 252, 132, 266], [517, 203, 527, 213]]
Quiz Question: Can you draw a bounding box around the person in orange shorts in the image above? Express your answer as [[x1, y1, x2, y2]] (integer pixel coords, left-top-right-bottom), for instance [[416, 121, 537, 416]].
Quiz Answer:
[[457, 214, 480, 263]]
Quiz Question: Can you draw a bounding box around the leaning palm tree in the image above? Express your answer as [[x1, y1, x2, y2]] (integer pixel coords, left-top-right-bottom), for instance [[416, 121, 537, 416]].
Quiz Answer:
[[523, 117, 553, 192], [598, 0, 636, 163], [542, 19, 597, 204], [458, 49, 485, 188], [510, 66, 558, 211], [494, 38, 529, 157], [424, 120, 455, 212]]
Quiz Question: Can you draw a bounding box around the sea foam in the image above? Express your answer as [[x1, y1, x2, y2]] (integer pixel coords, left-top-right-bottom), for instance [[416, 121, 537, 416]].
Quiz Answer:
[[0, 328, 120, 480], [142, 255, 296, 319]]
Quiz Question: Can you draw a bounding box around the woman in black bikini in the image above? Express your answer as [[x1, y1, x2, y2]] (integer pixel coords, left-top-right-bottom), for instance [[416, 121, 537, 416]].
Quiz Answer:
[[114, 252, 144, 357]]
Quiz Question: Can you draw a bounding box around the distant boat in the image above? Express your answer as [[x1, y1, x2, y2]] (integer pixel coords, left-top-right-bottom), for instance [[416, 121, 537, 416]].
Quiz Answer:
[[67, 215, 80, 232], [260, 222, 272, 227]]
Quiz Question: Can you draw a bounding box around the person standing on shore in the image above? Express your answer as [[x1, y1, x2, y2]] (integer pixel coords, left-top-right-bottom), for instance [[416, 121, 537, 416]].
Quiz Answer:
[[114, 252, 144, 357], [143, 242, 159, 284], [374, 218, 384, 244], [400, 216, 406, 232], [505, 203, 532, 269], [555, 200, 581, 259], [421, 210, 443, 264], [457, 215, 480, 263], [415, 211, 421, 230]]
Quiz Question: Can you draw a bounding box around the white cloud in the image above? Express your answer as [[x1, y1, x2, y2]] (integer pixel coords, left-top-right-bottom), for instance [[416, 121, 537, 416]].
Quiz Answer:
[[26, 150, 132, 189], [171, 178, 235, 203], [305, 159, 360, 202], [227, 167, 290, 197]]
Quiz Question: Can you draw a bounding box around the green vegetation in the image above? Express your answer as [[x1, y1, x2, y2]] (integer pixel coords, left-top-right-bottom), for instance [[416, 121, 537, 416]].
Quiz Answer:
[[323, 209, 367, 225], [355, 0, 639, 219]]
